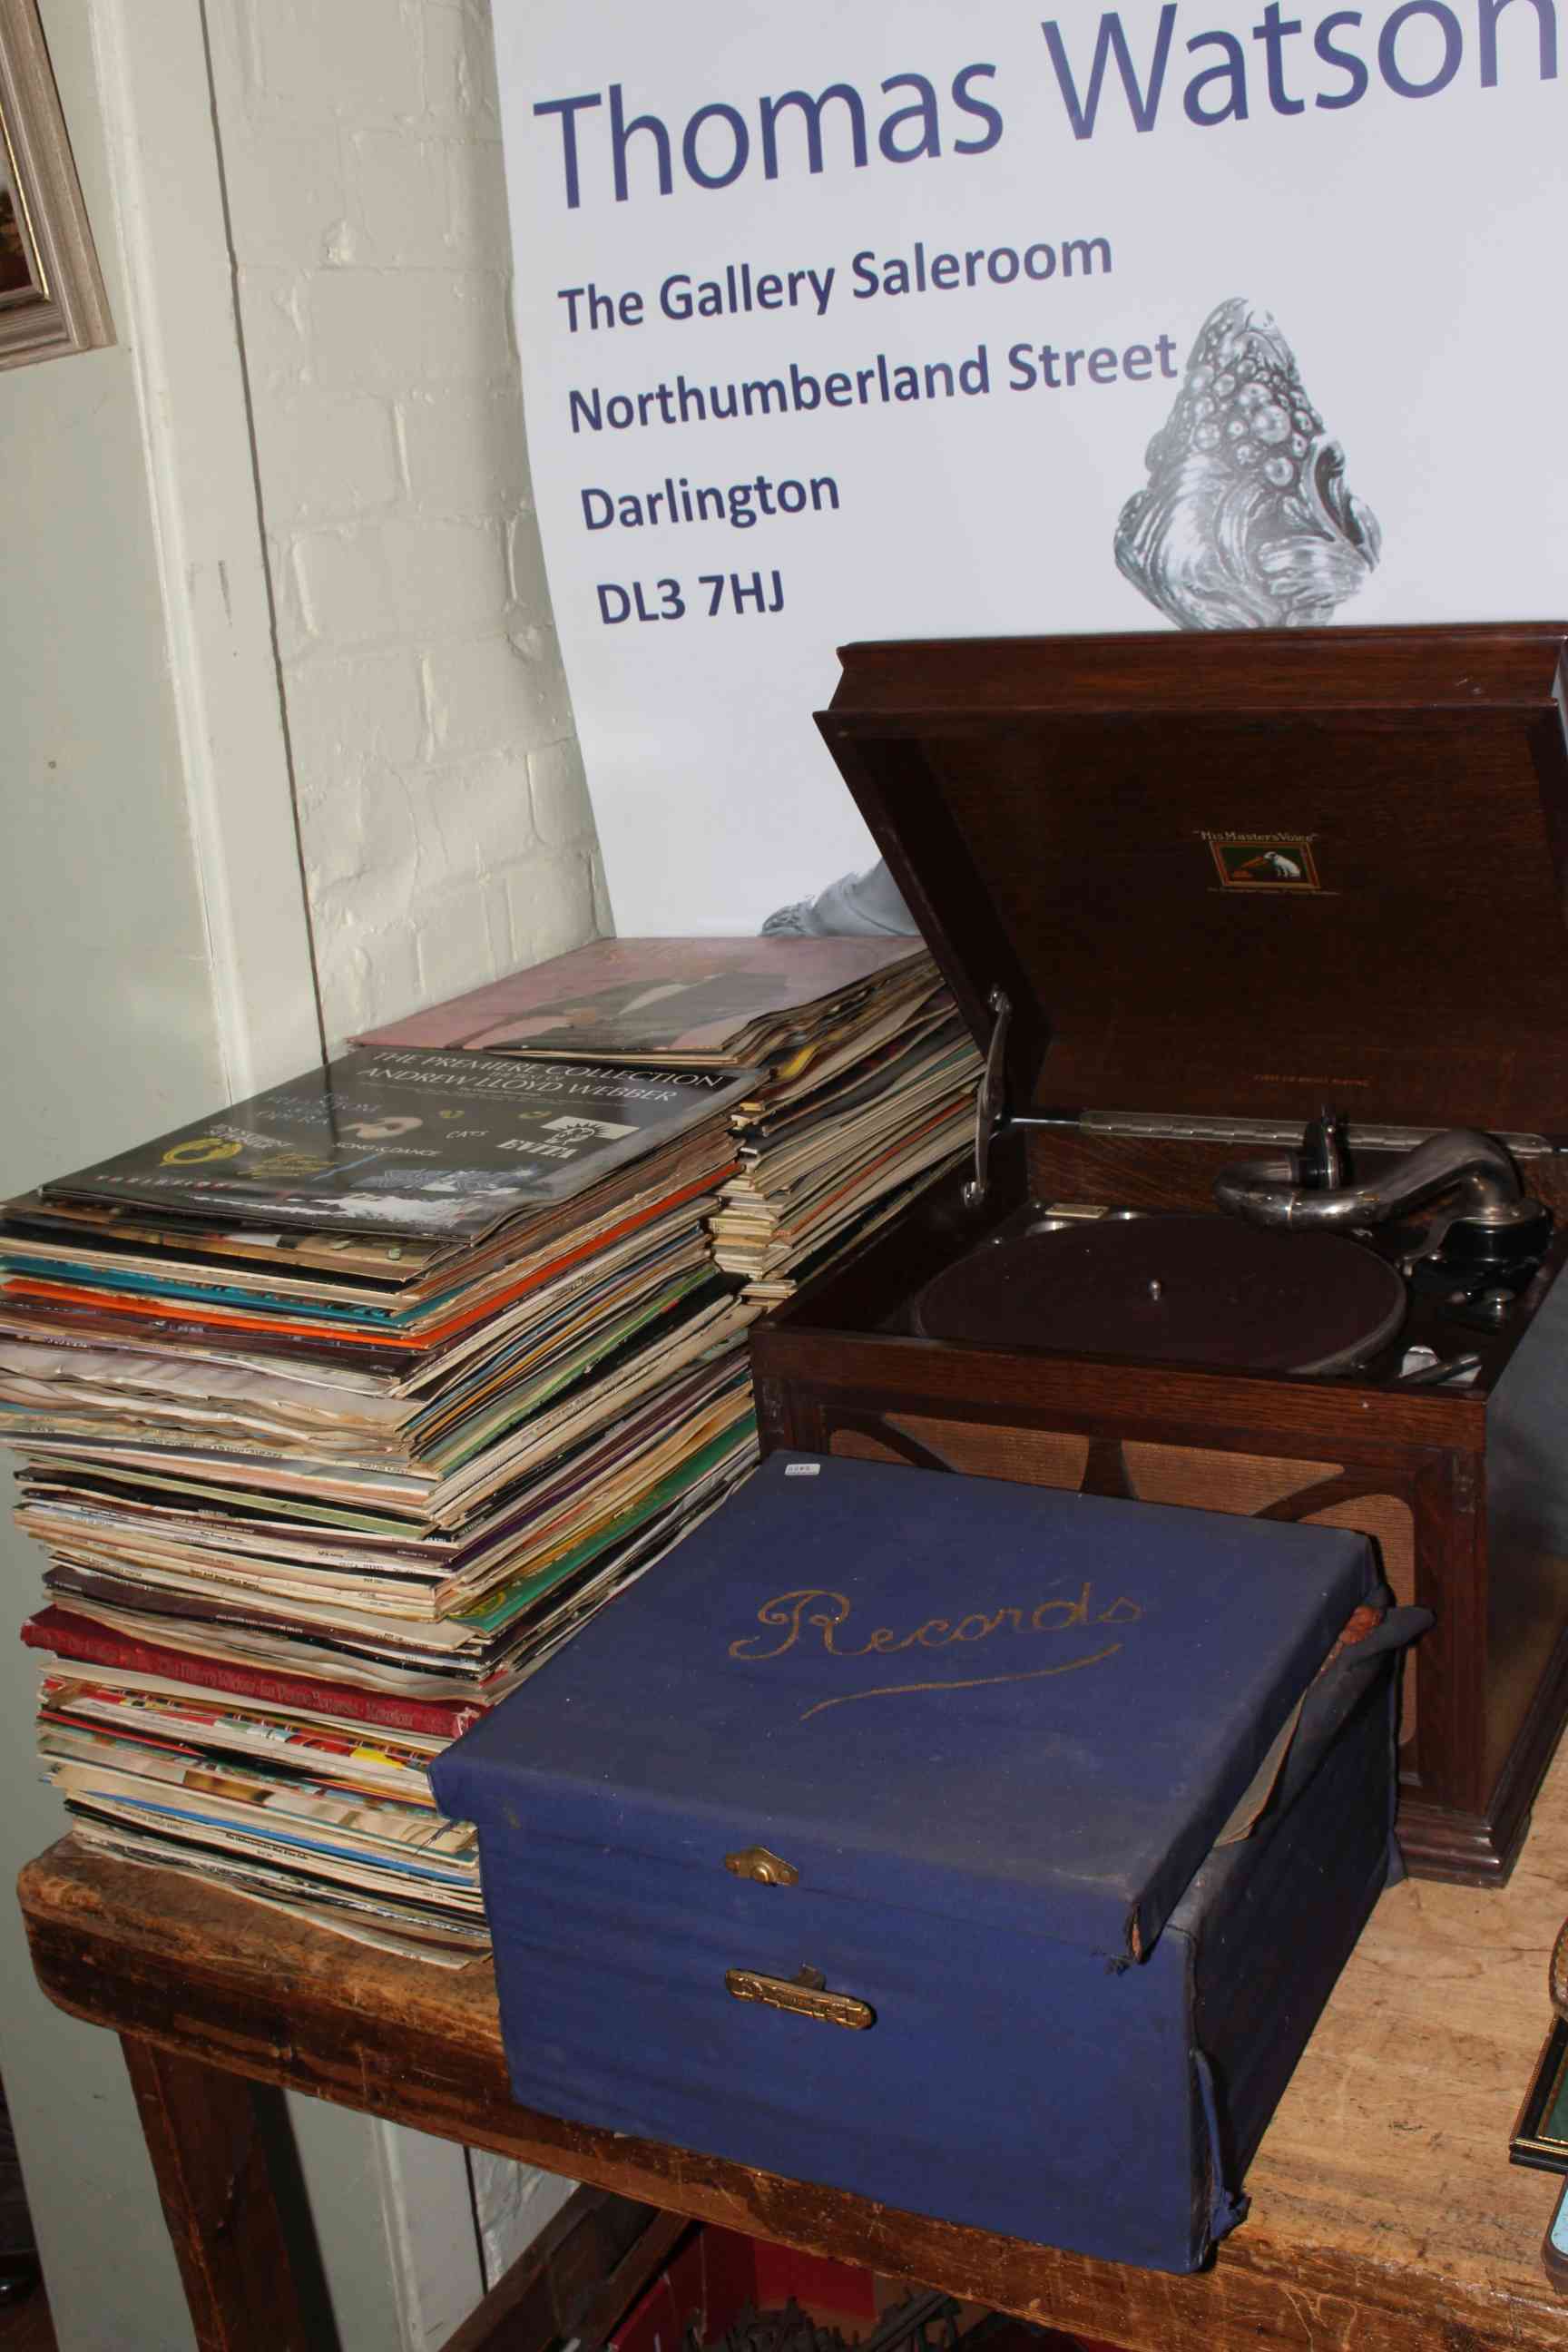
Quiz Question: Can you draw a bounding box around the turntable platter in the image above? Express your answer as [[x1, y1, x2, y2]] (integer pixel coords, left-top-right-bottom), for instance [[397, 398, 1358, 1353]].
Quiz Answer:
[[911, 1215, 1406, 1374]]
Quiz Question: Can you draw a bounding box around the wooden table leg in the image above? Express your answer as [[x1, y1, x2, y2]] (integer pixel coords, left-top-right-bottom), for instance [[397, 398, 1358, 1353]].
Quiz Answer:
[[122, 2035, 318, 2352]]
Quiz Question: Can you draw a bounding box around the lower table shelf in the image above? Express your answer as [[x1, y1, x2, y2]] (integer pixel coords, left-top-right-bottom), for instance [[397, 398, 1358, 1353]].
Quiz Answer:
[[20, 1740, 1568, 2352]]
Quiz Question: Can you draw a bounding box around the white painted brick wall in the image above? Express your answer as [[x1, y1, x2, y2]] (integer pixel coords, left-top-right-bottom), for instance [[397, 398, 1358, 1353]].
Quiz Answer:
[[206, 0, 604, 1054], [201, 14, 596, 2319]]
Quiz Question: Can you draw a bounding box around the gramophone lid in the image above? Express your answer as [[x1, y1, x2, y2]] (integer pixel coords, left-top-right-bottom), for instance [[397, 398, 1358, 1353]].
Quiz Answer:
[[815, 622, 1568, 1142]]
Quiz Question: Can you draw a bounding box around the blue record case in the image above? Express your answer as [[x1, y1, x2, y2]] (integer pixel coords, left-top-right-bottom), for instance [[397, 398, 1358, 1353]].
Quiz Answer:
[[433, 1452, 1423, 2273]]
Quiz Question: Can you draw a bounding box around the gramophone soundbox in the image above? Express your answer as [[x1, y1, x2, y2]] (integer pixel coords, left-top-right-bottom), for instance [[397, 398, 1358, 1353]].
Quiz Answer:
[[750, 622, 1568, 1886]]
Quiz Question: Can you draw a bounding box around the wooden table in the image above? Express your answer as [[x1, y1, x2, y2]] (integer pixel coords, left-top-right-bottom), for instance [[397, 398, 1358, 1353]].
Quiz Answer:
[[21, 1746, 1568, 2352]]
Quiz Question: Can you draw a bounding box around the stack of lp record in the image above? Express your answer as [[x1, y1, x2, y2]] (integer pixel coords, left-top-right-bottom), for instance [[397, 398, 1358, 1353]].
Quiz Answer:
[[356, 935, 984, 1305], [709, 992, 983, 1301], [0, 1045, 759, 1960]]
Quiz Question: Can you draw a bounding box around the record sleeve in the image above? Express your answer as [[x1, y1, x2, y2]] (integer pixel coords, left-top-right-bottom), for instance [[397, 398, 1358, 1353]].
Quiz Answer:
[[353, 937, 928, 1062], [41, 1050, 754, 1240]]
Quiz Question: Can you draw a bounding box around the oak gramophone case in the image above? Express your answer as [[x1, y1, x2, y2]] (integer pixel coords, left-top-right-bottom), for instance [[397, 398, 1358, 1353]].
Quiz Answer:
[[750, 622, 1568, 1886]]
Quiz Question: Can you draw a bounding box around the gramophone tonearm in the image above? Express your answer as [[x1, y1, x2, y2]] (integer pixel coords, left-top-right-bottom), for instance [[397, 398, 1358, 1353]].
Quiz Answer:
[[1214, 1110, 1553, 1310]]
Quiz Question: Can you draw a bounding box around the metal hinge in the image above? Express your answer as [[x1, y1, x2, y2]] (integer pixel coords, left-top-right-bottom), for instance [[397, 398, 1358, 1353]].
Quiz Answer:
[[1019, 1108, 1555, 1156], [962, 987, 1011, 1209]]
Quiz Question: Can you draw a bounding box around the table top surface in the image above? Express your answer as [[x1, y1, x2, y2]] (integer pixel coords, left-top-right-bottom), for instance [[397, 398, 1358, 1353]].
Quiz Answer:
[[21, 1744, 1568, 2352]]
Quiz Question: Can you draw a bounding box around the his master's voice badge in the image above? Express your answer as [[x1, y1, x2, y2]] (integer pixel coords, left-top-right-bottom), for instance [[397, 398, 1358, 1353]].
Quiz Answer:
[[1203, 831, 1321, 891]]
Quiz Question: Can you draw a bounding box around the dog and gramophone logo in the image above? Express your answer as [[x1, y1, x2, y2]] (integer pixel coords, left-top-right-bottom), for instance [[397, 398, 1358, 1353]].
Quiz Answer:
[[1200, 830, 1322, 892]]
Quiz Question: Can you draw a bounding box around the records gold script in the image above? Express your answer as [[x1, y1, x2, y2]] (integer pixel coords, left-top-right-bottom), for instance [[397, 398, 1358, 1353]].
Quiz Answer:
[[729, 1583, 1144, 1720], [1116, 297, 1381, 631]]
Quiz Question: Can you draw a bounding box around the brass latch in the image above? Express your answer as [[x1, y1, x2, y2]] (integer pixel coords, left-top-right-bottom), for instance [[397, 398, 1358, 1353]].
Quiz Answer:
[[724, 1845, 799, 1886], [724, 1965, 875, 2031]]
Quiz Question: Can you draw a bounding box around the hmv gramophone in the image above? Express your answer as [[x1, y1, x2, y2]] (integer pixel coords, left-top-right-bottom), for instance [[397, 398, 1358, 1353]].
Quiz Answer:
[[751, 622, 1568, 1885]]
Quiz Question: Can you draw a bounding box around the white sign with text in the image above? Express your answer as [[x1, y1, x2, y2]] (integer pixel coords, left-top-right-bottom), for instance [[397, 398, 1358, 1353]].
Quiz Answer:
[[494, 0, 1568, 931]]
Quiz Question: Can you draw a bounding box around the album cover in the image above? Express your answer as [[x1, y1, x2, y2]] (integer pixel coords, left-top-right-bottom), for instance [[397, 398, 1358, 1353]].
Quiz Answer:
[[41, 1050, 753, 1240], [353, 936, 929, 1063]]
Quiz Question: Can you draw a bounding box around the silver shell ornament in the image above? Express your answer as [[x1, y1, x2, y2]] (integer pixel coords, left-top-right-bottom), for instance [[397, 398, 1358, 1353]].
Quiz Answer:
[[1114, 298, 1381, 631]]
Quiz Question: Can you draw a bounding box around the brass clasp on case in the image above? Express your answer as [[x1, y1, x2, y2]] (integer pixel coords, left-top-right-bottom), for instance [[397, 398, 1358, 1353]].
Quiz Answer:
[[724, 1965, 875, 2031], [724, 1845, 799, 1886]]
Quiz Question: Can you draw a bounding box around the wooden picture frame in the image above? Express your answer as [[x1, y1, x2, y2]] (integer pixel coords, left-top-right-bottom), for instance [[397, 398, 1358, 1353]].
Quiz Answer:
[[0, 0, 111, 369]]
